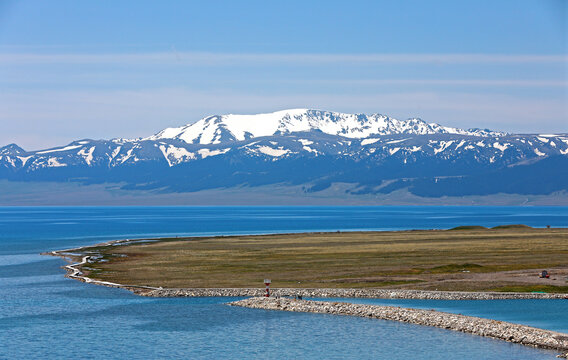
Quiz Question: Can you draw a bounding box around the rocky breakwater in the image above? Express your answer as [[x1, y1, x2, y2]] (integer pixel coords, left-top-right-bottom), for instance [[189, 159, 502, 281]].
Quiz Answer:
[[230, 297, 568, 358], [141, 287, 567, 300]]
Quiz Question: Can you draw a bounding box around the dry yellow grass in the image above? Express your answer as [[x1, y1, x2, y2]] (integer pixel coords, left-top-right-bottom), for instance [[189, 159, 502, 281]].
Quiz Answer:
[[81, 228, 568, 291]]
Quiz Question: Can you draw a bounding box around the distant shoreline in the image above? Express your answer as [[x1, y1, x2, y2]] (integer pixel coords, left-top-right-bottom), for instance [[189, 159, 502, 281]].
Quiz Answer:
[[4, 179, 568, 206]]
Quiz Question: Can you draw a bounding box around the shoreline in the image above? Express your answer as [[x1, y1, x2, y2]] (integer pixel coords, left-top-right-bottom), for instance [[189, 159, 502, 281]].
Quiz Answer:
[[230, 297, 568, 358], [44, 238, 164, 291], [142, 287, 568, 299]]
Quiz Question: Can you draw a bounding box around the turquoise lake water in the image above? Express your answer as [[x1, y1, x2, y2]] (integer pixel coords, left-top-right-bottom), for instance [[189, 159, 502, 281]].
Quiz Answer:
[[1, 206, 567, 359]]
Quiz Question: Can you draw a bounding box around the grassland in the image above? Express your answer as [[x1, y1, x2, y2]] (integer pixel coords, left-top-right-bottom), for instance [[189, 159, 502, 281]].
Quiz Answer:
[[78, 227, 568, 292]]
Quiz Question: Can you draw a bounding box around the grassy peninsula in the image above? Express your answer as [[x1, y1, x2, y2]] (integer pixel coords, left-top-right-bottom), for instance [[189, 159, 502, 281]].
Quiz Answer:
[[74, 226, 568, 292]]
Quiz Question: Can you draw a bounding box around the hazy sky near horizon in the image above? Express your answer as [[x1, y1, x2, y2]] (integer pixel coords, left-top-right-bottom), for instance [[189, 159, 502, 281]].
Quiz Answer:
[[0, 0, 566, 150]]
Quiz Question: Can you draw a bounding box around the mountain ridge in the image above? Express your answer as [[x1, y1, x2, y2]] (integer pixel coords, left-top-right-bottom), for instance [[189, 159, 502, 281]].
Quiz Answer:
[[145, 109, 507, 145], [1, 109, 566, 202]]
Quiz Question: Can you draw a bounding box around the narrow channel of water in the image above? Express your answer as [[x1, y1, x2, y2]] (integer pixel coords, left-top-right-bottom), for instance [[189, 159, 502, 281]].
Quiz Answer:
[[312, 298, 568, 333]]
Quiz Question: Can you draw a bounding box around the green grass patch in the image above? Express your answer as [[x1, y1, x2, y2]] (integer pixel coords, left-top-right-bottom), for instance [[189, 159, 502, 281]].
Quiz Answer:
[[428, 263, 483, 273], [449, 226, 487, 230], [492, 224, 532, 229]]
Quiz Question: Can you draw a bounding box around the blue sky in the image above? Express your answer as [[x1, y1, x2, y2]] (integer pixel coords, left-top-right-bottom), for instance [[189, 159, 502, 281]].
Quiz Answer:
[[0, 0, 566, 150]]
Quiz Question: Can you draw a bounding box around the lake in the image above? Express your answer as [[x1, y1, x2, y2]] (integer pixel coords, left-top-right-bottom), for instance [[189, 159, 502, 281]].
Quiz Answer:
[[1, 206, 567, 359]]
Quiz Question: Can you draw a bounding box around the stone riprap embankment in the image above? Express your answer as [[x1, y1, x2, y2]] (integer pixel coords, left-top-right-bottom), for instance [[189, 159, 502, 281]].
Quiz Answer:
[[230, 297, 568, 358], [141, 287, 568, 300]]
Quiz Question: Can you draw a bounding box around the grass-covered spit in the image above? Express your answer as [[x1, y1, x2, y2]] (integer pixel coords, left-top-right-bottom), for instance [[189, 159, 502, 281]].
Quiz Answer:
[[78, 227, 568, 292]]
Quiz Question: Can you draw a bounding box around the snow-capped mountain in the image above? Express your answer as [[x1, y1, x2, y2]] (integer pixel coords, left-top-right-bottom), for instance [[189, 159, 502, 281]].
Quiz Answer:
[[1, 109, 567, 200], [147, 109, 505, 145]]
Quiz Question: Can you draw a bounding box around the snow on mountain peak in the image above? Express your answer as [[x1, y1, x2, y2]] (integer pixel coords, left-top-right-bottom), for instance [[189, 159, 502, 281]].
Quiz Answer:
[[0, 143, 26, 155], [147, 109, 504, 145]]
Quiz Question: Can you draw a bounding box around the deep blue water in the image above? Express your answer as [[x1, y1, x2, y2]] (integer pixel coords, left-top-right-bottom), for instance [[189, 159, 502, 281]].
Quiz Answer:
[[1, 206, 567, 359]]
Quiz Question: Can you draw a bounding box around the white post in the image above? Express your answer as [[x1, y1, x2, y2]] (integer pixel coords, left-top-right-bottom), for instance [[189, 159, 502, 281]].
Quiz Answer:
[[264, 279, 271, 297]]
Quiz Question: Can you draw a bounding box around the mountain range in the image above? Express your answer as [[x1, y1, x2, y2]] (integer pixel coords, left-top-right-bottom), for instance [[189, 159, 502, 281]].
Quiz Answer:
[[1, 109, 567, 204]]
